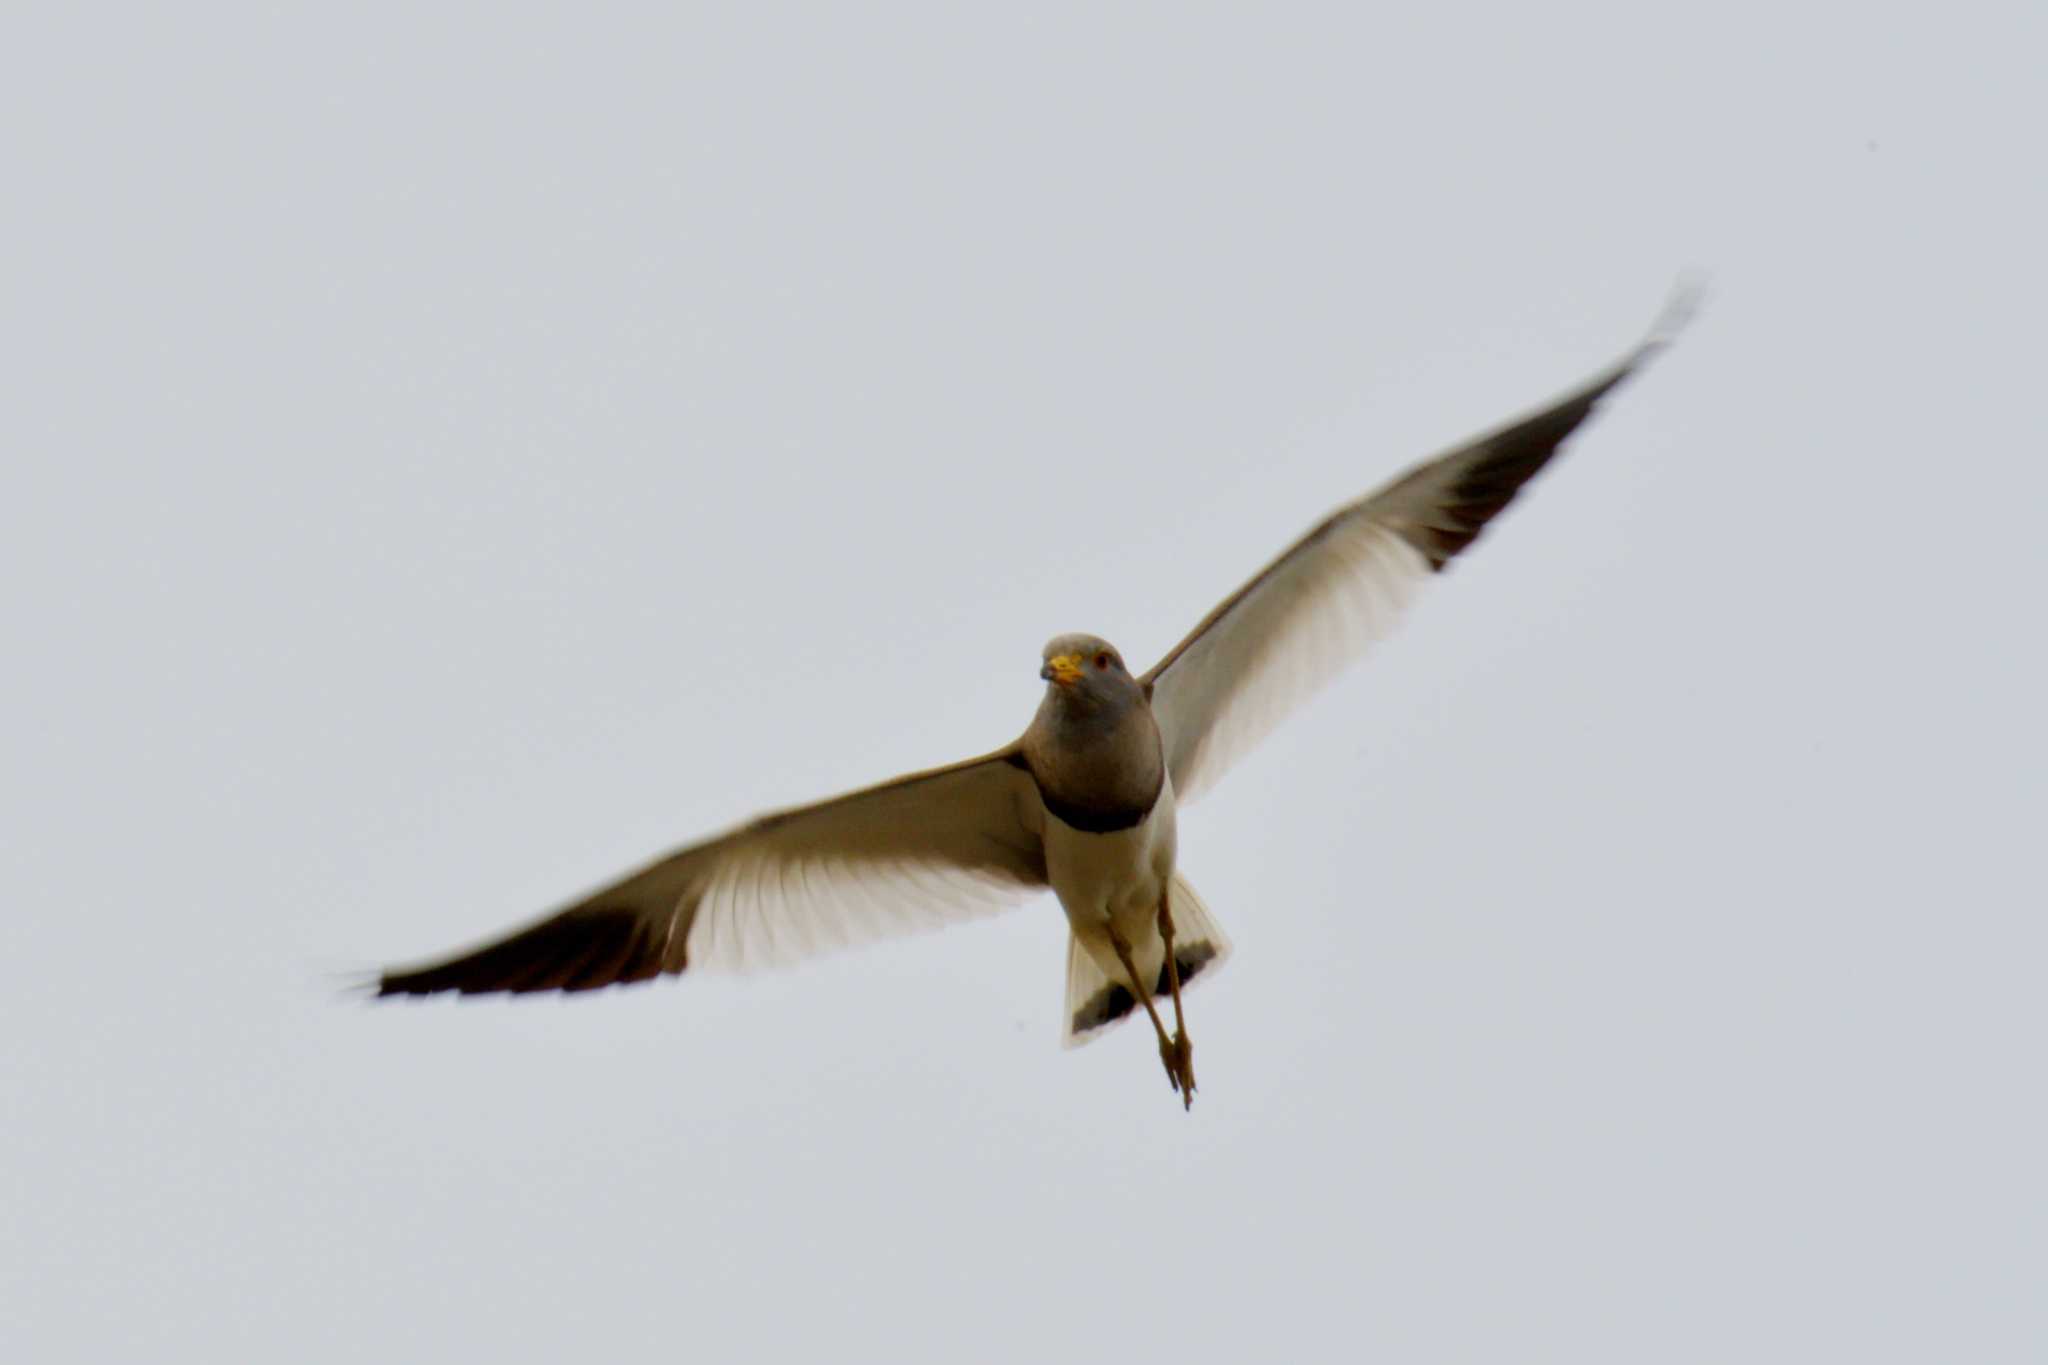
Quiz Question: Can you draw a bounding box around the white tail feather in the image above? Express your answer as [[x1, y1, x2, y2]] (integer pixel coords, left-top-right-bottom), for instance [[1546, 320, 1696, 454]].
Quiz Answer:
[[1061, 872, 1233, 1049]]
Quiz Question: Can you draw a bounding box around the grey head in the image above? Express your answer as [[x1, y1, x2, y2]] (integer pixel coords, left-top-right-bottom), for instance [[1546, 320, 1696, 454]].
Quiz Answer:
[[1022, 633, 1164, 832], [1036, 633, 1142, 712]]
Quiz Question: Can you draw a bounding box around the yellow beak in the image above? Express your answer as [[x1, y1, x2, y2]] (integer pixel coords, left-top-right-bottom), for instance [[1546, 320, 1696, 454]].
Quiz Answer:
[[1040, 654, 1084, 686]]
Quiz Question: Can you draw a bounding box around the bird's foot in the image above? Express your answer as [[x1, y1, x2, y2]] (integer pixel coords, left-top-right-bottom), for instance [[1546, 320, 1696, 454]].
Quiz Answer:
[[1158, 1035, 1182, 1094], [1160, 1030, 1195, 1110]]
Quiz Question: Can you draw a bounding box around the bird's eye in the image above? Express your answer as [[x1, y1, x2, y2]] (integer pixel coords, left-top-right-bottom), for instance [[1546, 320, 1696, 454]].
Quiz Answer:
[[1095, 652, 1113, 671]]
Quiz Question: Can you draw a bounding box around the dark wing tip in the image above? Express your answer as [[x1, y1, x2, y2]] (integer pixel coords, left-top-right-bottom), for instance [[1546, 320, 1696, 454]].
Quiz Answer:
[[1407, 296, 1693, 571], [1412, 375, 1626, 569], [375, 904, 677, 1000]]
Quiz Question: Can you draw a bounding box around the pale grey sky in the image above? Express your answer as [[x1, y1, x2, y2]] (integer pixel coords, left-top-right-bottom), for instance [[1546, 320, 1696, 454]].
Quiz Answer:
[[4, 3, 2044, 1360]]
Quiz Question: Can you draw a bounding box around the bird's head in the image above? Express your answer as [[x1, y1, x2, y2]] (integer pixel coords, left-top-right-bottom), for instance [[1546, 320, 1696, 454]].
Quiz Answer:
[[1038, 633, 1137, 711]]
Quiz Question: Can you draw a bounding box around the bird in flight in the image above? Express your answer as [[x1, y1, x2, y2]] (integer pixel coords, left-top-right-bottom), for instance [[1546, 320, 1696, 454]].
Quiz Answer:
[[376, 302, 1688, 1109]]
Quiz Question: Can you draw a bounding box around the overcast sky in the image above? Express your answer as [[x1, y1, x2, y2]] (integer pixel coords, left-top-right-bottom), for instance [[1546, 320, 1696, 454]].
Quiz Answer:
[[5, 3, 2044, 1360]]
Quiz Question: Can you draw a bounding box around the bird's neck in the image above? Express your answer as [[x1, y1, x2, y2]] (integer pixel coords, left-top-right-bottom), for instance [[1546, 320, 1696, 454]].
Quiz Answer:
[[1023, 698, 1164, 831]]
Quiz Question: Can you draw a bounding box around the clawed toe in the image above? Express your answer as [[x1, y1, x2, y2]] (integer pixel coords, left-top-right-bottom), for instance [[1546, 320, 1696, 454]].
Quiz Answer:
[[1159, 1036, 1183, 1092], [1159, 1030, 1195, 1108]]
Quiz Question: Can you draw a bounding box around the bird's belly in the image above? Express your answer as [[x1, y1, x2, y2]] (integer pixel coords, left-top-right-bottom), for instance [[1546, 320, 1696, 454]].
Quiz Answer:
[[1042, 778, 1178, 936]]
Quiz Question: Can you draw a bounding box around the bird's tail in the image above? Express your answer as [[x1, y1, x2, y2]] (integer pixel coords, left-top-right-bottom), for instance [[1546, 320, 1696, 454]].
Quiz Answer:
[[1061, 872, 1233, 1049]]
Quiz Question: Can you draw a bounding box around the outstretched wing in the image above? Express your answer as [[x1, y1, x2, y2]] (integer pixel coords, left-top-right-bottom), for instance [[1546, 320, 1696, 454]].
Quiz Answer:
[[1144, 324, 1678, 802], [377, 749, 1047, 996]]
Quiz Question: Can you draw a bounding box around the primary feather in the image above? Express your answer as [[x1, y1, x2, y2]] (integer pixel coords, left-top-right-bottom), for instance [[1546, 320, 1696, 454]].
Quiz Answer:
[[1144, 329, 1676, 801]]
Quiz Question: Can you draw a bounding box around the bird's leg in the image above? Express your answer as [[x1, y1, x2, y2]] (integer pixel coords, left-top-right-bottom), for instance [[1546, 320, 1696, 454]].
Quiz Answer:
[[1157, 887, 1195, 1106], [1105, 925, 1187, 1104]]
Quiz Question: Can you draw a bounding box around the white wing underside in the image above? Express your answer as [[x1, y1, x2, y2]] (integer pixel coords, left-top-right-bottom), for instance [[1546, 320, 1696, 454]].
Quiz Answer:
[[1152, 524, 1432, 802], [378, 752, 1048, 995], [688, 821, 1038, 972], [1145, 324, 1675, 801]]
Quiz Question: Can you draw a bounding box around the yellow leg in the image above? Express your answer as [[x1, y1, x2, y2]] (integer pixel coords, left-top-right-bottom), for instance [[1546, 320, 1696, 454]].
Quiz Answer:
[[1105, 925, 1188, 1105], [1157, 887, 1195, 1107]]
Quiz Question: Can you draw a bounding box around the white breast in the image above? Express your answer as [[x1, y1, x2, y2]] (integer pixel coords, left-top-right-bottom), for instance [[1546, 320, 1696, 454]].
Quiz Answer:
[[1041, 774, 1179, 935]]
